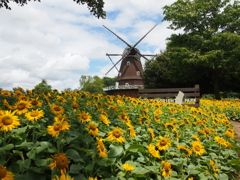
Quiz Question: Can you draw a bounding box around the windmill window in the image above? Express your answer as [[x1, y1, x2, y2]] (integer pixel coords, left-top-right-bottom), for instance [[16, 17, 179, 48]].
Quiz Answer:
[[126, 61, 130, 66], [136, 71, 140, 76], [119, 72, 121, 76]]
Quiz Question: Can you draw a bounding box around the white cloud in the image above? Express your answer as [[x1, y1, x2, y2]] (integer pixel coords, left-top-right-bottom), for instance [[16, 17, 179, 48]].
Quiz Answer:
[[0, 0, 178, 91]]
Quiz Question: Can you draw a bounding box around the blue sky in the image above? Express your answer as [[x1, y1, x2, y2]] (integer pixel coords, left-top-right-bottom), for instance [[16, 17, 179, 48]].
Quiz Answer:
[[0, 0, 180, 91]]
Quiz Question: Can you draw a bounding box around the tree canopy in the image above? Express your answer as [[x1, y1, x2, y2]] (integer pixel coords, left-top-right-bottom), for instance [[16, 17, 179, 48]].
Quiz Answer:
[[0, 0, 106, 18], [79, 75, 116, 94], [159, 0, 240, 99], [34, 79, 52, 93]]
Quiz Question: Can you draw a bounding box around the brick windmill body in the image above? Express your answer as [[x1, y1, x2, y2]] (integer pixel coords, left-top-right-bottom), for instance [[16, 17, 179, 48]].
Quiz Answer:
[[103, 25, 157, 97]]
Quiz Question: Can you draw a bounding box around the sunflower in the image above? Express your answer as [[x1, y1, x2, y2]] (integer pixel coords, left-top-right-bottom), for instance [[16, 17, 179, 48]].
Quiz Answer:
[[156, 136, 171, 151], [57, 96, 67, 103], [192, 135, 200, 142], [13, 100, 32, 115], [198, 128, 215, 136], [98, 109, 108, 116], [122, 163, 134, 171], [0, 111, 20, 131], [0, 164, 14, 180], [148, 128, 155, 141], [107, 127, 125, 143], [1, 90, 11, 97], [148, 144, 160, 158], [25, 109, 44, 121], [210, 160, 219, 172], [51, 104, 64, 115], [47, 120, 70, 137], [13, 90, 22, 97], [224, 129, 235, 139], [86, 122, 99, 136], [99, 114, 111, 125], [126, 122, 136, 138], [30, 97, 42, 107], [52, 174, 74, 180], [54, 114, 69, 122], [192, 141, 205, 155], [177, 145, 192, 157], [141, 108, 148, 115], [214, 136, 231, 148], [118, 111, 129, 122], [161, 161, 172, 178], [164, 122, 176, 132], [117, 99, 125, 106], [154, 108, 162, 116], [88, 177, 97, 180], [78, 111, 92, 123], [49, 153, 70, 175], [71, 101, 79, 111], [2, 99, 12, 110], [96, 137, 107, 158]]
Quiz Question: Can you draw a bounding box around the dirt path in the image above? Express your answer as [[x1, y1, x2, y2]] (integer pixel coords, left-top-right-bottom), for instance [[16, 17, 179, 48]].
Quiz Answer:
[[231, 120, 240, 141]]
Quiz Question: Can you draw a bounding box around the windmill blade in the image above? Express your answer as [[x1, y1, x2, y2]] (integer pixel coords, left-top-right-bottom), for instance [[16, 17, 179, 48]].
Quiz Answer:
[[138, 53, 150, 61], [133, 24, 158, 48], [106, 53, 119, 72], [105, 49, 131, 75], [103, 25, 132, 48], [106, 54, 122, 56]]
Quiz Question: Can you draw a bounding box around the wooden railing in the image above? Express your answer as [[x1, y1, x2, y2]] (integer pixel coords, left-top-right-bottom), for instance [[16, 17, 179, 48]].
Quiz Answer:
[[138, 84, 200, 107]]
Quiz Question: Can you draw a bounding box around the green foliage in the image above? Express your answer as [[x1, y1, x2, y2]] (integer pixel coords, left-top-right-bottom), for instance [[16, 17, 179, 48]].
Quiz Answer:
[[103, 76, 117, 87], [34, 79, 52, 93], [0, 0, 106, 19], [79, 75, 116, 94], [0, 89, 240, 179], [79, 75, 104, 94], [158, 0, 240, 99]]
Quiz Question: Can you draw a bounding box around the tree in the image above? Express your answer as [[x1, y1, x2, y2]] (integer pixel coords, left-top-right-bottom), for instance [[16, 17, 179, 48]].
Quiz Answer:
[[34, 79, 52, 93], [102, 76, 116, 87], [79, 75, 104, 94], [0, 0, 106, 19], [144, 51, 213, 94], [162, 0, 240, 99]]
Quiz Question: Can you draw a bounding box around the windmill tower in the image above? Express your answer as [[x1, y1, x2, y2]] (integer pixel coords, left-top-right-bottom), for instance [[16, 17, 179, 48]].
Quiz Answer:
[[103, 24, 158, 97]]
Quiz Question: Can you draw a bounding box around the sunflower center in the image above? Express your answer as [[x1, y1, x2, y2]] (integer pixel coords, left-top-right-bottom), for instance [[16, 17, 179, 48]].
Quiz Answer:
[[30, 111, 39, 117], [194, 145, 201, 151], [0, 165, 7, 178], [2, 116, 13, 125], [82, 114, 88, 120], [31, 100, 38, 105], [54, 107, 61, 111], [160, 139, 167, 146], [113, 130, 121, 138], [89, 123, 97, 130], [17, 102, 26, 110], [56, 156, 68, 169], [121, 114, 126, 119], [53, 122, 63, 131], [21, 97, 28, 101]]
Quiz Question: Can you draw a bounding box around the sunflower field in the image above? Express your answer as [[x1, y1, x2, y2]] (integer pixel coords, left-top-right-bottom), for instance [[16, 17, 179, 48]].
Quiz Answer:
[[0, 88, 240, 180]]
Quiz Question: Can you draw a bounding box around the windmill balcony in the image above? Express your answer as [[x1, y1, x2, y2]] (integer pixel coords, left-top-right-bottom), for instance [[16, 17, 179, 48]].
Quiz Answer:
[[103, 84, 144, 91]]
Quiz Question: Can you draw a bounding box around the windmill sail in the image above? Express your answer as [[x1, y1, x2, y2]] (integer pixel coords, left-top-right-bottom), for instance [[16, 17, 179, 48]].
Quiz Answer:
[[104, 24, 158, 75]]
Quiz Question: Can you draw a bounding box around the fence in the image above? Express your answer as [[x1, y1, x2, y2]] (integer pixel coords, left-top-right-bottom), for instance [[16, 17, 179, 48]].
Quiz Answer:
[[138, 84, 200, 107]]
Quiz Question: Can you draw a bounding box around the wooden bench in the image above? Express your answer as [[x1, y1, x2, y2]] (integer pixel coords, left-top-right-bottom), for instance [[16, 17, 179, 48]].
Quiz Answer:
[[138, 84, 200, 107]]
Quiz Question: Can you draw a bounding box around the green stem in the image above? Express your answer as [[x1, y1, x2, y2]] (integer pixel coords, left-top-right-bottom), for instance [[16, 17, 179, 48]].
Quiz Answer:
[[32, 126, 36, 143]]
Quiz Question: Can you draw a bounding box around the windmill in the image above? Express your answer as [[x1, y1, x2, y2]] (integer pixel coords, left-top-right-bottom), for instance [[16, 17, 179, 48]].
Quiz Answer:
[[103, 24, 158, 89], [103, 24, 158, 97]]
